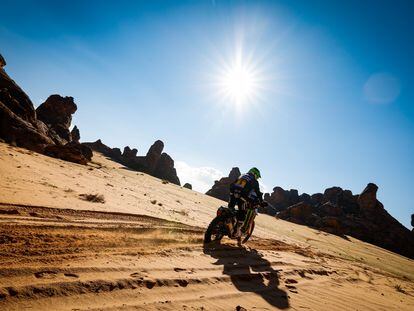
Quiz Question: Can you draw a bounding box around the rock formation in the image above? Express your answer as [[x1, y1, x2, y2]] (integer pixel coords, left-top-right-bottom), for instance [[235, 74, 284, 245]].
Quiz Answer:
[[183, 183, 192, 190], [36, 95, 77, 144], [0, 54, 91, 164], [275, 183, 414, 259], [84, 139, 181, 185], [205, 167, 241, 201], [71, 126, 80, 143], [206, 168, 413, 258], [411, 214, 414, 230]]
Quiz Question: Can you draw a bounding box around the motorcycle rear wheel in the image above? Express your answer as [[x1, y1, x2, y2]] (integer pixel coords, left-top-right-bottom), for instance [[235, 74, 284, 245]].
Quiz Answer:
[[204, 216, 225, 244]]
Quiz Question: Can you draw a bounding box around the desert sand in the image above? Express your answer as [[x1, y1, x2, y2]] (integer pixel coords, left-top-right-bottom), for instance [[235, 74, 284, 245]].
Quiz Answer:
[[0, 142, 413, 310]]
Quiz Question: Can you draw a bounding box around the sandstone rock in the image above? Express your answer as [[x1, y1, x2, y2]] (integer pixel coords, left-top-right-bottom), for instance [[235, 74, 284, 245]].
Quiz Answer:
[[229, 167, 241, 180], [311, 193, 324, 205], [272, 187, 286, 204], [44, 144, 90, 165], [323, 186, 343, 204], [205, 167, 241, 201], [123, 146, 138, 159], [0, 100, 53, 152], [36, 95, 77, 143], [153, 153, 180, 185], [320, 202, 343, 217], [144, 140, 164, 174], [277, 202, 314, 224], [299, 193, 311, 203], [321, 216, 342, 235], [0, 65, 36, 122], [183, 183, 192, 190], [358, 183, 379, 210], [83, 140, 122, 161], [112, 148, 122, 159], [84, 139, 181, 185], [0, 54, 5, 67], [71, 126, 80, 143], [265, 181, 414, 258]]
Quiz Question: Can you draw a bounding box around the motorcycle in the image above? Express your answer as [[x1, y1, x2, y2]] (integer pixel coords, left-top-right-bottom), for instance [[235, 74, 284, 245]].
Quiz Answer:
[[204, 200, 267, 245]]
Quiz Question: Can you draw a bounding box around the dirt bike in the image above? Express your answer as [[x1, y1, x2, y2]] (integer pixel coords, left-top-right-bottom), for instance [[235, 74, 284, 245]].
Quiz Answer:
[[204, 201, 267, 245]]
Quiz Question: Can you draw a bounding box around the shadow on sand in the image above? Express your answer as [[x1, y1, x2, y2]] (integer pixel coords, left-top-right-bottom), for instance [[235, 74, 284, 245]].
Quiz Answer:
[[203, 242, 289, 309]]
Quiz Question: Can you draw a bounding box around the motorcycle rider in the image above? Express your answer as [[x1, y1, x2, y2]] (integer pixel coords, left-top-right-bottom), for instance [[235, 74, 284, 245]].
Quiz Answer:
[[228, 167, 264, 237]]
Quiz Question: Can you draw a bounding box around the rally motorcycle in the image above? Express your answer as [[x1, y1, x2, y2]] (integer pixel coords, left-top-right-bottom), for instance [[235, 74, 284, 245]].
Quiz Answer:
[[204, 200, 267, 245]]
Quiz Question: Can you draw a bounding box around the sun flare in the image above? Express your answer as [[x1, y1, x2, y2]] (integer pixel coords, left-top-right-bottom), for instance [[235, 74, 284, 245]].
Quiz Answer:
[[214, 50, 262, 112], [221, 62, 257, 104]]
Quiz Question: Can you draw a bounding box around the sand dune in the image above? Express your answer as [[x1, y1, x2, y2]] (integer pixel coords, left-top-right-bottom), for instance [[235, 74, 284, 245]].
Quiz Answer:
[[1, 142, 413, 310]]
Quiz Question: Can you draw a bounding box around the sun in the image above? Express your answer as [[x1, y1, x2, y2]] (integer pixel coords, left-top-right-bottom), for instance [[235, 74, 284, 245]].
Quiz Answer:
[[215, 52, 261, 111], [221, 62, 256, 104]]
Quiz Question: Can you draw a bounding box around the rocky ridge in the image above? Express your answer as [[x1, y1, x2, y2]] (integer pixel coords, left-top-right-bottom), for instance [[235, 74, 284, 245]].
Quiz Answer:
[[206, 167, 414, 259], [83, 139, 180, 185]]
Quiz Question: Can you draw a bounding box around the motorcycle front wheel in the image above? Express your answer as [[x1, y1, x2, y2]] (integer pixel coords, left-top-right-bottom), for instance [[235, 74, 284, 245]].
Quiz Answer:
[[241, 220, 255, 244]]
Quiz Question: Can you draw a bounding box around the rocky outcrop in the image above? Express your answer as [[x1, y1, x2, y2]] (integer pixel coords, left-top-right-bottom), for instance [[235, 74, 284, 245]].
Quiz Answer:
[[264, 187, 301, 211], [71, 126, 80, 143], [0, 54, 91, 164], [153, 153, 180, 185], [411, 214, 414, 230], [144, 140, 164, 174], [0, 54, 5, 67], [183, 183, 192, 190], [84, 139, 180, 185], [275, 183, 414, 259], [205, 167, 241, 201], [44, 144, 90, 165], [36, 95, 77, 144]]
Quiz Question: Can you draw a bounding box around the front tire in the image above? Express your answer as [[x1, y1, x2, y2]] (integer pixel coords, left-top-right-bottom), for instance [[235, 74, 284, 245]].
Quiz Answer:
[[204, 216, 225, 244], [241, 221, 255, 244]]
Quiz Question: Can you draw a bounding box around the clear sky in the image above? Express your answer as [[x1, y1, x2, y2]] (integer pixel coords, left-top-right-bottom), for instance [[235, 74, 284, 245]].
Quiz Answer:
[[1, 0, 413, 228]]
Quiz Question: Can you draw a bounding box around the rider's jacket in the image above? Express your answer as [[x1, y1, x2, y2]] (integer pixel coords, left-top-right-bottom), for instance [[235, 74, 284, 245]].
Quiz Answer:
[[230, 172, 263, 203]]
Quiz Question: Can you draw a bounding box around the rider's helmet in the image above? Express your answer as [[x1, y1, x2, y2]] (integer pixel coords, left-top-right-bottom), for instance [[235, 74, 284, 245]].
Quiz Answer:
[[248, 167, 261, 180]]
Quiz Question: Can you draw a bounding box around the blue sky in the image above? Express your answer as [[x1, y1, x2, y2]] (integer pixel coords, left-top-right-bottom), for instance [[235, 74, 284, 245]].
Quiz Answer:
[[1, 0, 413, 228]]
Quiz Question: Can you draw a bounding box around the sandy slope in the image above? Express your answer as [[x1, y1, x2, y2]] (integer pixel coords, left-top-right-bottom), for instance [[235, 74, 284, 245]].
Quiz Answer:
[[0, 142, 413, 310]]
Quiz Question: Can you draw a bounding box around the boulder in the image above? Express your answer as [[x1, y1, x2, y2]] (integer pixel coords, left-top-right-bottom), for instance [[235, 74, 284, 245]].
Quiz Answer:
[[183, 183, 192, 190], [205, 167, 241, 201]]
